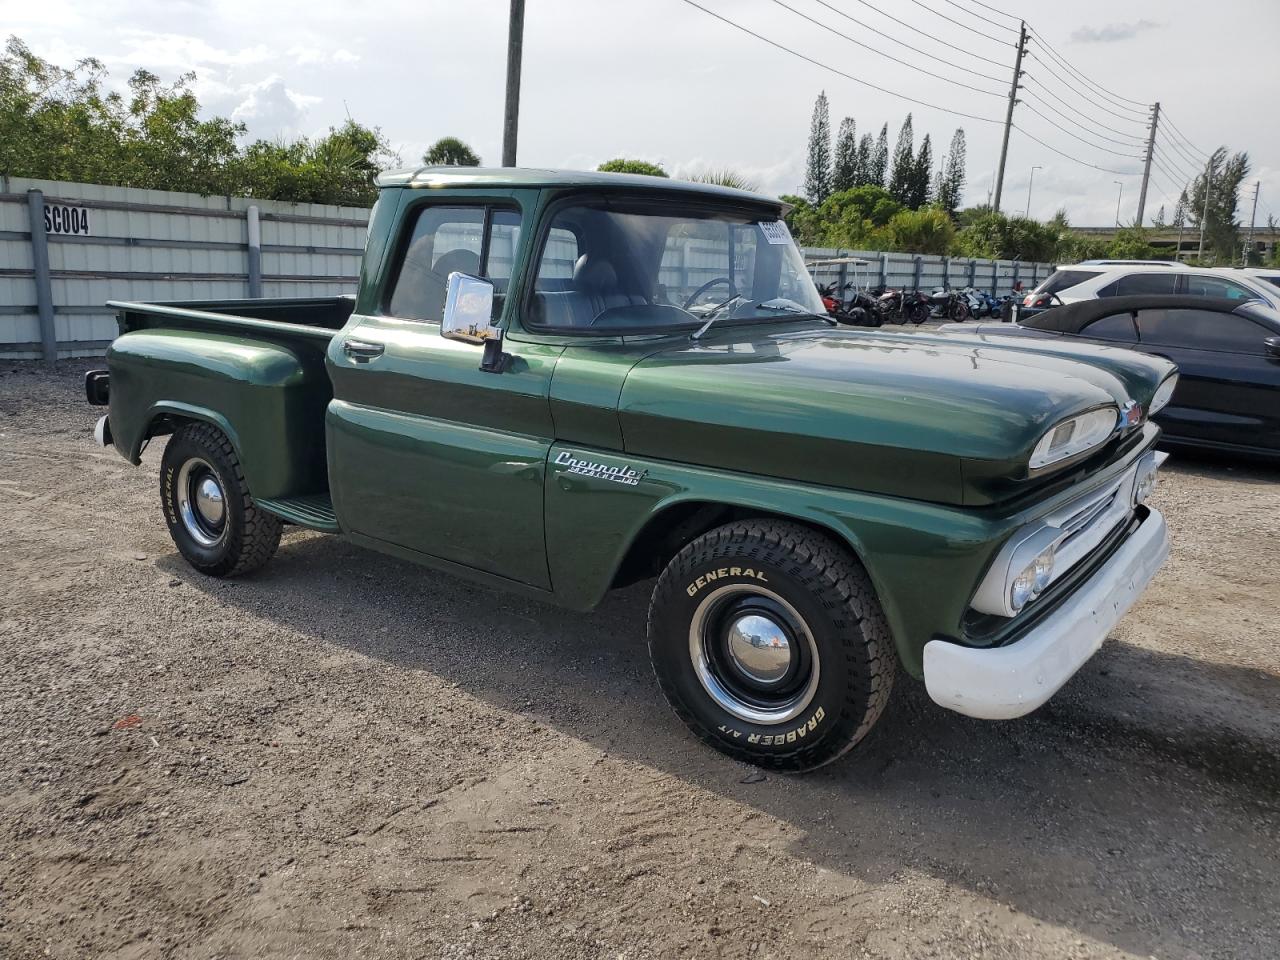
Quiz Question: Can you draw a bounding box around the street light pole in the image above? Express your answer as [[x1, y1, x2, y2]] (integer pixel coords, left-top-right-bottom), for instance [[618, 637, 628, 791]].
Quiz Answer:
[[501, 0, 525, 167], [1113, 181, 1124, 228], [1025, 165, 1041, 218]]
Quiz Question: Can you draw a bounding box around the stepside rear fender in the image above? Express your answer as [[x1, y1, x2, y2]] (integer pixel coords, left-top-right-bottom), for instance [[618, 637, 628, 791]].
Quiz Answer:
[[105, 328, 332, 499]]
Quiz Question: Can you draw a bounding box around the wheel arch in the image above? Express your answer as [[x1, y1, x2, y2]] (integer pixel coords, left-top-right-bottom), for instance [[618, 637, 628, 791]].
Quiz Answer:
[[131, 401, 243, 466]]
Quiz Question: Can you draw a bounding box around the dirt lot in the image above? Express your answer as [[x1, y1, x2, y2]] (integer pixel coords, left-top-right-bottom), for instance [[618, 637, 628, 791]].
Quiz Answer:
[[2, 362, 1277, 960]]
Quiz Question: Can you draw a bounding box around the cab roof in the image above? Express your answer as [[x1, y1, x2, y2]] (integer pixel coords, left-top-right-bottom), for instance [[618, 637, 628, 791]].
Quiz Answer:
[[375, 166, 784, 209]]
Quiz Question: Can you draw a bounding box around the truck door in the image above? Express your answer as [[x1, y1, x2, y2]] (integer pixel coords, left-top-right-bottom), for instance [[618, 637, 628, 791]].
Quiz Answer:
[[326, 193, 562, 589]]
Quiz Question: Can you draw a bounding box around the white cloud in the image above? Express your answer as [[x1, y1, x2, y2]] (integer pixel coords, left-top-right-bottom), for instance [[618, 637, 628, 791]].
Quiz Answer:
[[1070, 21, 1163, 44], [230, 75, 321, 140], [288, 45, 360, 66]]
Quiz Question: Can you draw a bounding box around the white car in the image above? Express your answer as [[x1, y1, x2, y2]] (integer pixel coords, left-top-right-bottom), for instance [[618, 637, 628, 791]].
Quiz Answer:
[[1024, 263, 1280, 311]]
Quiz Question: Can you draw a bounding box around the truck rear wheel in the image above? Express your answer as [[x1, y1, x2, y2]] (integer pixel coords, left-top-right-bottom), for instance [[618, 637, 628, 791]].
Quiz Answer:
[[160, 422, 281, 577], [647, 520, 897, 772]]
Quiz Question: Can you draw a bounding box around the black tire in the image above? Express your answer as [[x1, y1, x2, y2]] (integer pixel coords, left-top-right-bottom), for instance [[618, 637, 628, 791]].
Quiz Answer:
[[908, 303, 930, 325], [160, 422, 281, 577], [949, 301, 971, 322], [647, 520, 897, 772]]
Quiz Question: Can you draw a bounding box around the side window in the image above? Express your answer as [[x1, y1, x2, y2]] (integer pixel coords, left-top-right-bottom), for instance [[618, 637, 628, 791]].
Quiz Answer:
[[1137, 308, 1270, 353], [1184, 274, 1260, 301], [1082, 312, 1138, 342], [386, 205, 519, 322], [1096, 280, 1120, 297], [1114, 273, 1178, 296]]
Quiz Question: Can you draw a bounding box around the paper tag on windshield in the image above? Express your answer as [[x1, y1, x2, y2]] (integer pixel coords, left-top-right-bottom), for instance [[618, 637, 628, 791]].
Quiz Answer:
[[759, 221, 791, 245]]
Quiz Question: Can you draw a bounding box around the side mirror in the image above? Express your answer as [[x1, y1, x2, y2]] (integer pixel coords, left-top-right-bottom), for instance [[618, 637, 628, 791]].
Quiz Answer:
[[441, 272, 498, 344], [1265, 336, 1280, 360], [441, 272, 509, 373]]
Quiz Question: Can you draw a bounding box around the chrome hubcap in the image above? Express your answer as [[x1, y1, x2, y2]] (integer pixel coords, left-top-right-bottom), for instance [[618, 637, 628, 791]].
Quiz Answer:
[[194, 476, 225, 527], [176, 458, 227, 548], [726, 614, 792, 685], [689, 584, 820, 726]]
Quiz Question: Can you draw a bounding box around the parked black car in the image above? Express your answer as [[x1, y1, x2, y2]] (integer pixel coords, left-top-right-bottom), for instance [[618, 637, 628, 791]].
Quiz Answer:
[[942, 295, 1280, 459]]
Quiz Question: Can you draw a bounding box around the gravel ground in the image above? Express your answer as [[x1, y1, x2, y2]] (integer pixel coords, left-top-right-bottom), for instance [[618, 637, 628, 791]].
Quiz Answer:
[[1, 361, 1277, 960]]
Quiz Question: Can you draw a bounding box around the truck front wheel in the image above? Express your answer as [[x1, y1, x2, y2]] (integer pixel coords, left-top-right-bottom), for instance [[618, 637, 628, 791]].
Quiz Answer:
[[160, 422, 281, 577], [647, 520, 897, 772]]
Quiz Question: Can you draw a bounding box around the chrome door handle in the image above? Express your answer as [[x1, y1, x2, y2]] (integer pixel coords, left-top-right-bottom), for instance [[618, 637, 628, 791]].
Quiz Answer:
[[343, 339, 385, 361]]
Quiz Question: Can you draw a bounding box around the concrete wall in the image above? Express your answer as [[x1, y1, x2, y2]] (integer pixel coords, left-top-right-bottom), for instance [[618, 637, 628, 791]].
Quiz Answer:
[[0, 176, 368, 360]]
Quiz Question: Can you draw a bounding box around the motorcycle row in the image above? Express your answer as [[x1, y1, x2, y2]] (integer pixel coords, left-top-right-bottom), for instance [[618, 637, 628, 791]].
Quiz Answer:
[[817, 282, 1014, 327]]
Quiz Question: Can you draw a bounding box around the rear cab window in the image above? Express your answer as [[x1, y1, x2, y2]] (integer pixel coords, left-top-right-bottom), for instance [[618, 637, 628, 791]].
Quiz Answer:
[[1137, 308, 1271, 352]]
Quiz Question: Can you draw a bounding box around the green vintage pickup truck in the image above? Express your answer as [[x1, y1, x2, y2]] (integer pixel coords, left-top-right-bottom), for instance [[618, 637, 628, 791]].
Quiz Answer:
[[88, 168, 1177, 770]]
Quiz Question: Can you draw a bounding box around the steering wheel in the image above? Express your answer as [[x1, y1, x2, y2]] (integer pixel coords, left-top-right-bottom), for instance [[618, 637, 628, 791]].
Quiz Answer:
[[682, 277, 736, 310]]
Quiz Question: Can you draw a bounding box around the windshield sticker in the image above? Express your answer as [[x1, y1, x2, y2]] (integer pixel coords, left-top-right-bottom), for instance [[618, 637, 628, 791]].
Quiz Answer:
[[759, 221, 791, 245]]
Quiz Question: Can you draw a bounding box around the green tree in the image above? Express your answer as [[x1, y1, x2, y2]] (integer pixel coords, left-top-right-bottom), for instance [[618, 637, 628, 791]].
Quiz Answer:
[[815, 184, 903, 247], [685, 168, 760, 190], [597, 158, 668, 177], [0, 36, 396, 205], [779, 193, 822, 246], [1150, 204, 1167, 229], [804, 91, 832, 204], [1185, 147, 1250, 262], [832, 117, 857, 193], [936, 128, 966, 217], [907, 133, 932, 209], [955, 211, 1060, 261], [887, 114, 914, 204], [871, 123, 889, 188], [853, 133, 874, 187], [423, 136, 480, 166], [882, 207, 955, 255], [1106, 226, 1158, 260]]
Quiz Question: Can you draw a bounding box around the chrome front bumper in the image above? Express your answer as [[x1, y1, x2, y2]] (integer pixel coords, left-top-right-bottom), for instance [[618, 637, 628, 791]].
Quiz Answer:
[[923, 505, 1170, 720]]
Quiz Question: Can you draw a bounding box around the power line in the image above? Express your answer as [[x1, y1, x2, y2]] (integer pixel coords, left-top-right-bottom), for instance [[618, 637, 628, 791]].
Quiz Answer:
[[1022, 53, 1149, 126], [1149, 153, 1191, 196], [766, 0, 1004, 97], [904, 0, 1010, 45], [1019, 76, 1148, 143], [845, 0, 995, 62], [1159, 111, 1212, 161], [1017, 101, 1144, 158], [808, 0, 1008, 84], [1155, 131, 1207, 179], [1019, 91, 1147, 149], [961, 0, 1022, 21], [1152, 145, 1199, 188], [1025, 26, 1150, 112], [1012, 124, 1141, 176], [674, 0, 1003, 124], [935, 0, 1019, 33]]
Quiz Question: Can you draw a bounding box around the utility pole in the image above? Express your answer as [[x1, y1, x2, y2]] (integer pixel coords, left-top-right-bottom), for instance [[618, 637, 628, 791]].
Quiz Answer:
[[1197, 156, 1214, 261], [1135, 101, 1159, 227], [501, 0, 525, 167], [1243, 180, 1260, 266], [1025, 165, 1041, 218], [992, 20, 1028, 215], [1113, 181, 1124, 227]]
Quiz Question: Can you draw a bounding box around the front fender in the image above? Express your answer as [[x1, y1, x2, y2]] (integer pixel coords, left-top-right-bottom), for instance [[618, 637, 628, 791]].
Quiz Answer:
[[544, 444, 1005, 677]]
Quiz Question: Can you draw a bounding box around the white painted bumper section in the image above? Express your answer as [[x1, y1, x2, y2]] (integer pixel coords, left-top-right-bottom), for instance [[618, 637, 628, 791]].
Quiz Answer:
[[924, 507, 1170, 720]]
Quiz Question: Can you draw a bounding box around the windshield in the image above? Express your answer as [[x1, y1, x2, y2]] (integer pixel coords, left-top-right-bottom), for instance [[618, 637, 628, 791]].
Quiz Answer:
[[527, 201, 826, 332]]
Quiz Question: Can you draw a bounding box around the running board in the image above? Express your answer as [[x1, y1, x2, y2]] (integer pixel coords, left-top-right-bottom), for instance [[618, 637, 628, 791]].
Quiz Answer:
[[256, 493, 340, 533]]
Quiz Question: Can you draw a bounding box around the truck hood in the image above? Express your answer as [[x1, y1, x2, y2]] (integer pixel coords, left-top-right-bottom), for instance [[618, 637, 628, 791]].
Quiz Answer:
[[617, 324, 1173, 506]]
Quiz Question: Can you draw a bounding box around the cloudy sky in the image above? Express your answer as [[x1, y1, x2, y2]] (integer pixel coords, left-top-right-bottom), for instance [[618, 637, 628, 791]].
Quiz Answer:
[[5, 0, 1278, 227]]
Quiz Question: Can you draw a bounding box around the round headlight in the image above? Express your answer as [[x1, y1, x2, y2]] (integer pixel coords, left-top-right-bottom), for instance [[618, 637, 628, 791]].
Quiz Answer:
[[1134, 453, 1161, 504], [1032, 546, 1055, 592], [1148, 375, 1178, 416], [1010, 567, 1037, 612]]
